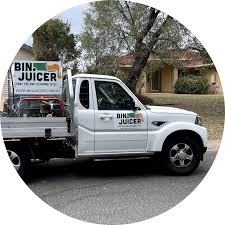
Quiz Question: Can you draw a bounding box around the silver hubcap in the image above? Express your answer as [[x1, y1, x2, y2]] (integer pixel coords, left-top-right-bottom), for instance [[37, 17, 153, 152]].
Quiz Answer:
[[169, 143, 193, 168], [7, 150, 21, 172]]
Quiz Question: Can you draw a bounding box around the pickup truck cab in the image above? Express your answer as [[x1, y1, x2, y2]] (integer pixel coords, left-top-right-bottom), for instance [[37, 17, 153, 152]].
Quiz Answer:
[[1, 72, 208, 179]]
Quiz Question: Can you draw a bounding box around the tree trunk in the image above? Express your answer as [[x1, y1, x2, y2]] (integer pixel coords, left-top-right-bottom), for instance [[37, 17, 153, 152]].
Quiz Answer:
[[126, 48, 151, 94], [125, 13, 172, 95]]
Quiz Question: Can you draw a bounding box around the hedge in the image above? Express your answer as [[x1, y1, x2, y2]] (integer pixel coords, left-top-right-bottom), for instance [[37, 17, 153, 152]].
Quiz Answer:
[[175, 75, 209, 94]]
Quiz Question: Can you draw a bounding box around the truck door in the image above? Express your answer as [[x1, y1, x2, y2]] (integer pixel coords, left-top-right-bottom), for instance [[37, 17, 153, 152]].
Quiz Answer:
[[92, 79, 148, 154], [74, 78, 95, 155]]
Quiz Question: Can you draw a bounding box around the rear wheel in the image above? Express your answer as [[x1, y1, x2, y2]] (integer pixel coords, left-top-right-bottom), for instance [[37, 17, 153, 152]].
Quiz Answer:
[[7, 144, 31, 180], [162, 135, 201, 175]]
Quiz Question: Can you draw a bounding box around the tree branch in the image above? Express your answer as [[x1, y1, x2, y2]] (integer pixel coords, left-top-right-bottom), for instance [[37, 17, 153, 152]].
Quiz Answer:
[[114, 0, 130, 23], [155, 37, 182, 51], [124, 1, 135, 26], [146, 15, 172, 50], [135, 8, 160, 49], [121, 30, 135, 53], [153, 16, 172, 39], [114, 0, 138, 37]]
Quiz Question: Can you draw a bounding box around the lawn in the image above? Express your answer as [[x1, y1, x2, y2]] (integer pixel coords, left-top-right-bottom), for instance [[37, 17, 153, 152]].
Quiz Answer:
[[145, 93, 225, 140]]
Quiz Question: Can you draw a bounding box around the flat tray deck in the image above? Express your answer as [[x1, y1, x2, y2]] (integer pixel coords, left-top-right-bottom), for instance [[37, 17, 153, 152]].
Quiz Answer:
[[1, 117, 72, 139]]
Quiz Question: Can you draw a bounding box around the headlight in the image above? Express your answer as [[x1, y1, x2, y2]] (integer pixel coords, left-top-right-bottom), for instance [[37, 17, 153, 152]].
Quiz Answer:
[[195, 116, 203, 126]]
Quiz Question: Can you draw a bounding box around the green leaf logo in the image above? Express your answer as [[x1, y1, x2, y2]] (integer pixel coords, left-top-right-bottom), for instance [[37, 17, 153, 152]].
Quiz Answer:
[[33, 62, 47, 71], [127, 113, 135, 118]]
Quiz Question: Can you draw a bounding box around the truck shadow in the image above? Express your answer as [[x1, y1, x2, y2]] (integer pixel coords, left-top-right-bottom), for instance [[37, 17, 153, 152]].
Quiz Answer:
[[72, 158, 164, 177], [29, 154, 211, 182], [30, 158, 162, 180]]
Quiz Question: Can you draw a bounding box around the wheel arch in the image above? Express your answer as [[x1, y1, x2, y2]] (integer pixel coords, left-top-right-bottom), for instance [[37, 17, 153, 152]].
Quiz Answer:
[[162, 130, 204, 159], [4, 140, 32, 180], [4, 140, 33, 159]]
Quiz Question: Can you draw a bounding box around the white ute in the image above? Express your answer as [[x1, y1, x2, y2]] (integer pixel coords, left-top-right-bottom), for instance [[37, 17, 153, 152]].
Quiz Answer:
[[1, 71, 208, 179]]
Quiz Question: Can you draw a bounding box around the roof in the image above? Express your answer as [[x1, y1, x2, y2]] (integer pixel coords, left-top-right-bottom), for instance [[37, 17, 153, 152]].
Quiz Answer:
[[118, 51, 212, 68], [72, 73, 120, 81], [21, 44, 33, 53]]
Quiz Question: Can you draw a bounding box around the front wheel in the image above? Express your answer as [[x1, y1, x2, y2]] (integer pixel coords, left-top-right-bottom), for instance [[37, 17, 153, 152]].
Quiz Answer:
[[7, 144, 31, 180], [161, 136, 201, 175]]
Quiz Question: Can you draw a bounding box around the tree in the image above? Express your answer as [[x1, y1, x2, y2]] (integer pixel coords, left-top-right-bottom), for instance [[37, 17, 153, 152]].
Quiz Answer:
[[80, 20, 121, 75], [81, 0, 210, 94], [33, 18, 80, 72]]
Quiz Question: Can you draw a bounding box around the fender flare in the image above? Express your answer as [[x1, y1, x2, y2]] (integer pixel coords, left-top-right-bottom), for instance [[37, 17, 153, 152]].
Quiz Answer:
[[147, 122, 208, 152]]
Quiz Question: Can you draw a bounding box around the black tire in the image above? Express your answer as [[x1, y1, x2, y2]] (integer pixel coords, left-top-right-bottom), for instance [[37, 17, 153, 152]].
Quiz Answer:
[[161, 135, 201, 175], [7, 144, 31, 180]]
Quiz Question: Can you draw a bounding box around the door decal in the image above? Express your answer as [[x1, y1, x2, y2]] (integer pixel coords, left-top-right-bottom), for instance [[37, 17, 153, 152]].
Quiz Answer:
[[114, 112, 144, 128]]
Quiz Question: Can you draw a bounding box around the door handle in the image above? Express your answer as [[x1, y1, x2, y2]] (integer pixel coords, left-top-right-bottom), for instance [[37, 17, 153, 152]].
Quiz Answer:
[[99, 114, 113, 119]]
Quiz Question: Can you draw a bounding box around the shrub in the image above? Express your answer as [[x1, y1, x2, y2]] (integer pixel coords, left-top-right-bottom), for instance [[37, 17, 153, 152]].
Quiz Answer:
[[175, 75, 209, 94]]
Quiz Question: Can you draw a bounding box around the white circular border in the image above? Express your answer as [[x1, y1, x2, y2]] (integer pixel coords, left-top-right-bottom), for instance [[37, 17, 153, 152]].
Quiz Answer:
[[0, 1, 224, 225]]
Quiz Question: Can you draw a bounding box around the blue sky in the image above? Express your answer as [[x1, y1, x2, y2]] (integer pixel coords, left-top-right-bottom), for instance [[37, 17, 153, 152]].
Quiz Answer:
[[25, 3, 89, 46]]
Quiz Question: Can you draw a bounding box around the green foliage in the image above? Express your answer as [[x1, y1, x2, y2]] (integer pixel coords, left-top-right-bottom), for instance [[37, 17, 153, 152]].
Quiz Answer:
[[33, 18, 80, 70], [175, 75, 209, 94], [84, 54, 122, 76], [136, 94, 154, 105], [80, 0, 210, 93]]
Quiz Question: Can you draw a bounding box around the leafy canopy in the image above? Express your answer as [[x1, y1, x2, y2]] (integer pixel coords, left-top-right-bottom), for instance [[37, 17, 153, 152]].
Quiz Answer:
[[33, 18, 80, 71], [81, 0, 210, 93]]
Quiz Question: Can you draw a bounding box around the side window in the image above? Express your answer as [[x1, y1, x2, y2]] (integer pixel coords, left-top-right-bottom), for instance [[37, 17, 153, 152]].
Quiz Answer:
[[95, 81, 133, 110], [79, 80, 89, 109]]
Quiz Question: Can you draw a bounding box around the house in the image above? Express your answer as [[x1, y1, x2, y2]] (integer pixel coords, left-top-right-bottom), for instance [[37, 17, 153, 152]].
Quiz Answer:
[[1, 44, 34, 110], [118, 51, 223, 95]]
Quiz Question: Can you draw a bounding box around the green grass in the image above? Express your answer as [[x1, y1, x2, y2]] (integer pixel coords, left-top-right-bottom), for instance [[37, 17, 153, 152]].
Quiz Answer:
[[145, 93, 225, 140]]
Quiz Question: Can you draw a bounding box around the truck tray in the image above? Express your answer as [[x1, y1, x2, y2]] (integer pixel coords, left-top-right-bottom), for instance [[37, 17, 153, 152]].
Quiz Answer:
[[1, 117, 72, 139]]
